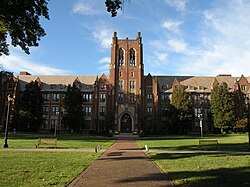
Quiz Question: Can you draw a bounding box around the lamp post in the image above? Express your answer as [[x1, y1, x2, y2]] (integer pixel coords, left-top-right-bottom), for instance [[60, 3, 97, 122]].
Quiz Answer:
[[3, 94, 12, 148], [245, 97, 250, 150], [198, 113, 203, 138]]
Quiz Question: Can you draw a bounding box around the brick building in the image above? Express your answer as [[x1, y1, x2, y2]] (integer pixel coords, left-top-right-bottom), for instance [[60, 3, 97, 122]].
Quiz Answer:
[[1, 32, 250, 133]]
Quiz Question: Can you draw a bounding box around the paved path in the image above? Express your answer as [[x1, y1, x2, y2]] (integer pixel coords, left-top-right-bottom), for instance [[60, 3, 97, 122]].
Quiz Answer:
[[68, 139, 175, 187]]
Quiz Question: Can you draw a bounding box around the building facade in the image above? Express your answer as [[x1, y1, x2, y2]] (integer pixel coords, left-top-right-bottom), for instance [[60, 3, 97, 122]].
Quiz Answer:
[[1, 32, 250, 133]]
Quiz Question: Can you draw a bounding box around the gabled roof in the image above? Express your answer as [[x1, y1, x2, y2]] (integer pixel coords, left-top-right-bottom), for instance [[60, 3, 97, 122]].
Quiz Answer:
[[18, 75, 98, 91]]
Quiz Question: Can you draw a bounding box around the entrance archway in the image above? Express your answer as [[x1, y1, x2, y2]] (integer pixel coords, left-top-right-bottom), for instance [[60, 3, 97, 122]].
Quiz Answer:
[[120, 113, 132, 133]]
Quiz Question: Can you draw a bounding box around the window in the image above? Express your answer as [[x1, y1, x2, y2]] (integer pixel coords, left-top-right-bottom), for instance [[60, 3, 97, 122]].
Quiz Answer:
[[147, 107, 152, 115], [118, 93, 124, 102], [83, 93, 92, 102], [130, 81, 135, 89], [119, 71, 122, 77], [205, 108, 210, 117], [100, 93, 106, 102], [50, 84, 56, 89], [53, 93, 60, 102], [52, 106, 59, 116], [189, 85, 195, 90], [43, 93, 50, 102], [51, 119, 58, 129], [100, 107, 105, 116], [194, 94, 201, 105], [42, 106, 49, 115], [161, 94, 170, 103], [130, 93, 135, 102], [100, 84, 106, 90], [131, 72, 134, 77], [83, 107, 91, 116], [118, 80, 123, 90], [147, 94, 153, 101], [241, 85, 247, 91], [129, 48, 136, 66], [199, 86, 204, 90], [118, 48, 124, 66], [194, 108, 201, 117]]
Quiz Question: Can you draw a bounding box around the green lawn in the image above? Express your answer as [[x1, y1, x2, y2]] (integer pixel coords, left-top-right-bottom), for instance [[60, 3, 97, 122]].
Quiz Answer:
[[138, 134, 250, 187], [137, 134, 249, 152], [148, 153, 250, 187], [0, 151, 99, 187], [0, 132, 115, 149]]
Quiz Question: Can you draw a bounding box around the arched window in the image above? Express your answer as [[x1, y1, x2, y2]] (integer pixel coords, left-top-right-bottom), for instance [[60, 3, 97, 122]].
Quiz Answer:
[[129, 48, 136, 66], [118, 48, 124, 66]]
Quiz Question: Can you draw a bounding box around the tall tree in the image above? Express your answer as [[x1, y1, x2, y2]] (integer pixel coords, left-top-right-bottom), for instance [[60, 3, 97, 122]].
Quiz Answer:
[[0, 0, 49, 56], [171, 85, 192, 134], [62, 84, 84, 132], [210, 82, 234, 133], [19, 81, 43, 131]]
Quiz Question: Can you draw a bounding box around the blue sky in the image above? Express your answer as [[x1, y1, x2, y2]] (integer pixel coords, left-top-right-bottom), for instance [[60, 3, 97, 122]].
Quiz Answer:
[[1, 0, 250, 76]]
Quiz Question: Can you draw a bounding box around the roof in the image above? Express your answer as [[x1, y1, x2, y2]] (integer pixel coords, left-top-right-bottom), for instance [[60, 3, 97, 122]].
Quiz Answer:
[[153, 75, 239, 93], [18, 75, 98, 92]]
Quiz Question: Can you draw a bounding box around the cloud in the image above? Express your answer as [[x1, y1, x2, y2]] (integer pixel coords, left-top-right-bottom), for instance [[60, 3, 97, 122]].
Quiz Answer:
[[0, 53, 69, 75], [176, 0, 250, 76], [98, 56, 110, 74], [98, 57, 111, 64], [168, 39, 187, 53], [92, 27, 114, 50], [163, 0, 187, 11], [73, 0, 101, 15], [161, 20, 182, 33]]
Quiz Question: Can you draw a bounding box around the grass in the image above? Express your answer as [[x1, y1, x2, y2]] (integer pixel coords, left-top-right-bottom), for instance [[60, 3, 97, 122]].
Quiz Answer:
[[0, 132, 115, 149], [0, 151, 99, 187], [148, 153, 250, 187], [137, 134, 249, 152], [138, 134, 250, 186]]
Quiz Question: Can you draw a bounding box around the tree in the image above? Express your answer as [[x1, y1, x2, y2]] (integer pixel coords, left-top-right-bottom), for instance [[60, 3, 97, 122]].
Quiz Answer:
[[62, 84, 84, 132], [0, 0, 49, 56], [19, 81, 43, 131], [210, 82, 234, 133], [171, 86, 192, 134], [105, 0, 131, 17]]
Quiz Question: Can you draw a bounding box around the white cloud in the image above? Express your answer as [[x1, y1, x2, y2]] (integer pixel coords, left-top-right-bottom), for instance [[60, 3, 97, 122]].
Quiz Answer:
[[73, 0, 99, 15], [98, 57, 110, 64], [157, 53, 168, 62], [177, 0, 250, 76], [0, 53, 69, 75], [168, 39, 187, 53], [162, 20, 182, 33], [92, 27, 113, 49], [163, 0, 187, 11], [97, 56, 110, 74]]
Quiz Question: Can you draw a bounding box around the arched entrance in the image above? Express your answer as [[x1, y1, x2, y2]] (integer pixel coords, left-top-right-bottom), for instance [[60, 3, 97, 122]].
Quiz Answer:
[[120, 113, 132, 133]]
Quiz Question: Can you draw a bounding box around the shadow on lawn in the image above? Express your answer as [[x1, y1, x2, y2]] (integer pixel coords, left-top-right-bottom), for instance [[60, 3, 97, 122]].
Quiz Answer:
[[115, 163, 250, 187], [166, 166, 250, 187], [148, 142, 249, 152]]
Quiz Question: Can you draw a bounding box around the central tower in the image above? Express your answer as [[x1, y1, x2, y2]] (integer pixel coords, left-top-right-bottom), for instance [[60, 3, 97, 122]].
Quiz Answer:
[[109, 32, 144, 133]]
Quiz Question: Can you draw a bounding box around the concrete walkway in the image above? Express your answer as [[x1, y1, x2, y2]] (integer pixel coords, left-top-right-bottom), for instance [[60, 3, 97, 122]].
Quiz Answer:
[[68, 139, 175, 187]]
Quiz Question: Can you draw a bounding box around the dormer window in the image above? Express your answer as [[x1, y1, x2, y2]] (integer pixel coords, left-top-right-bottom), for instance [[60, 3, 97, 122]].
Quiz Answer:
[[50, 84, 56, 89], [189, 85, 194, 90], [199, 86, 204, 90]]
